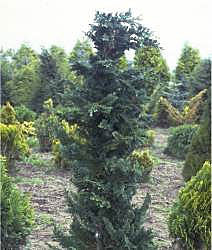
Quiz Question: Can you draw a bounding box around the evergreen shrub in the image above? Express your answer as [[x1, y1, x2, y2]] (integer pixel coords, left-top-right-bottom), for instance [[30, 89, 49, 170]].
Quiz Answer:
[[0, 123, 29, 169], [130, 150, 154, 182], [21, 121, 36, 137], [0, 156, 35, 249], [14, 105, 36, 122], [183, 89, 207, 124], [52, 120, 84, 168], [154, 97, 184, 128], [182, 91, 211, 181], [164, 124, 198, 159], [35, 99, 59, 152], [168, 161, 211, 250], [0, 102, 17, 124]]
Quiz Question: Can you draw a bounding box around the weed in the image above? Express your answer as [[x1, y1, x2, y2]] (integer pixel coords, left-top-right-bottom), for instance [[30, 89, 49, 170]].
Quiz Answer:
[[36, 213, 54, 227], [20, 153, 54, 170], [27, 136, 39, 150], [14, 176, 44, 186]]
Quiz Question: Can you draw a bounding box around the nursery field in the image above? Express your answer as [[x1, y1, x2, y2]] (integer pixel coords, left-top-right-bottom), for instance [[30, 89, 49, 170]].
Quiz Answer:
[[13, 128, 184, 250], [1, 9, 210, 250]]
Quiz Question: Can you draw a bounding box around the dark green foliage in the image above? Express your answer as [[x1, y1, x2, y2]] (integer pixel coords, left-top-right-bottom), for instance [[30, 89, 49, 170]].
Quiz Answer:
[[154, 97, 184, 128], [69, 39, 93, 65], [0, 156, 35, 249], [86, 11, 157, 60], [189, 58, 211, 96], [164, 124, 198, 159], [14, 105, 36, 122], [53, 10, 158, 249], [168, 161, 211, 250], [33, 47, 69, 112], [182, 88, 211, 181]]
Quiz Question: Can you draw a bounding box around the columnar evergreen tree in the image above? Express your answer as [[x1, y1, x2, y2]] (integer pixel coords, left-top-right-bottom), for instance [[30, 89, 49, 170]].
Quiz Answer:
[[33, 47, 69, 112], [134, 46, 170, 96], [174, 43, 201, 85], [53, 10, 158, 250], [171, 44, 201, 109], [4, 44, 40, 109]]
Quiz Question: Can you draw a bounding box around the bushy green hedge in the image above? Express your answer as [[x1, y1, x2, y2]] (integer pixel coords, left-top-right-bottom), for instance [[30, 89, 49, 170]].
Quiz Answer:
[[0, 156, 35, 249], [168, 161, 211, 250], [164, 124, 198, 159]]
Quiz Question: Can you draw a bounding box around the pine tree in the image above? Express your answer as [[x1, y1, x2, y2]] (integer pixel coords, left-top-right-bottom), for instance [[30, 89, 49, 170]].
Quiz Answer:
[[53, 10, 158, 250]]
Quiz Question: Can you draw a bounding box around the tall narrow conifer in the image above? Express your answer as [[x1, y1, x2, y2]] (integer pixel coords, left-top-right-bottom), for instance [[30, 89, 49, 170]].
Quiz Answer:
[[54, 10, 158, 250]]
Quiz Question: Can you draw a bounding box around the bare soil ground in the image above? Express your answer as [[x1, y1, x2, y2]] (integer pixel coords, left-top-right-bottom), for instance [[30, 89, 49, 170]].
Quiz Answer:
[[14, 154, 73, 250], [133, 128, 184, 249], [14, 128, 184, 250]]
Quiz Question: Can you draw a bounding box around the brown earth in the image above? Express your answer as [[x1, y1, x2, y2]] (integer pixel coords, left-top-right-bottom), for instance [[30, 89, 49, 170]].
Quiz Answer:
[[133, 128, 184, 249], [15, 128, 184, 250]]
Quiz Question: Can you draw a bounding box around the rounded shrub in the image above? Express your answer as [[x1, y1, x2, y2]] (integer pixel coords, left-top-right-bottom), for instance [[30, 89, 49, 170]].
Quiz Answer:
[[168, 161, 211, 250], [164, 124, 198, 159], [0, 156, 35, 249], [154, 97, 184, 128], [52, 120, 84, 168], [130, 149, 154, 182], [0, 123, 29, 169], [14, 105, 37, 122]]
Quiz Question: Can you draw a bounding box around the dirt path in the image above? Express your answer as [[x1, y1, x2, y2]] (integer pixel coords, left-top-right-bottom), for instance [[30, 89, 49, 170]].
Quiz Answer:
[[15, 155, 72, 250], [15, 128, 184, 249], [133, 128, 184, 249]]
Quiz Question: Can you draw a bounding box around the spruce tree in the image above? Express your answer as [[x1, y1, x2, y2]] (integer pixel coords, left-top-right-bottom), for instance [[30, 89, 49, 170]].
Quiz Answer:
[[53, 10, 158, 250]]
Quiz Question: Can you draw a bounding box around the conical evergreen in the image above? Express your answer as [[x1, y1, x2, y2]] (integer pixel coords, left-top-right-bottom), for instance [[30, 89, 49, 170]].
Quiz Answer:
[[53, 10, 158, 250]]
